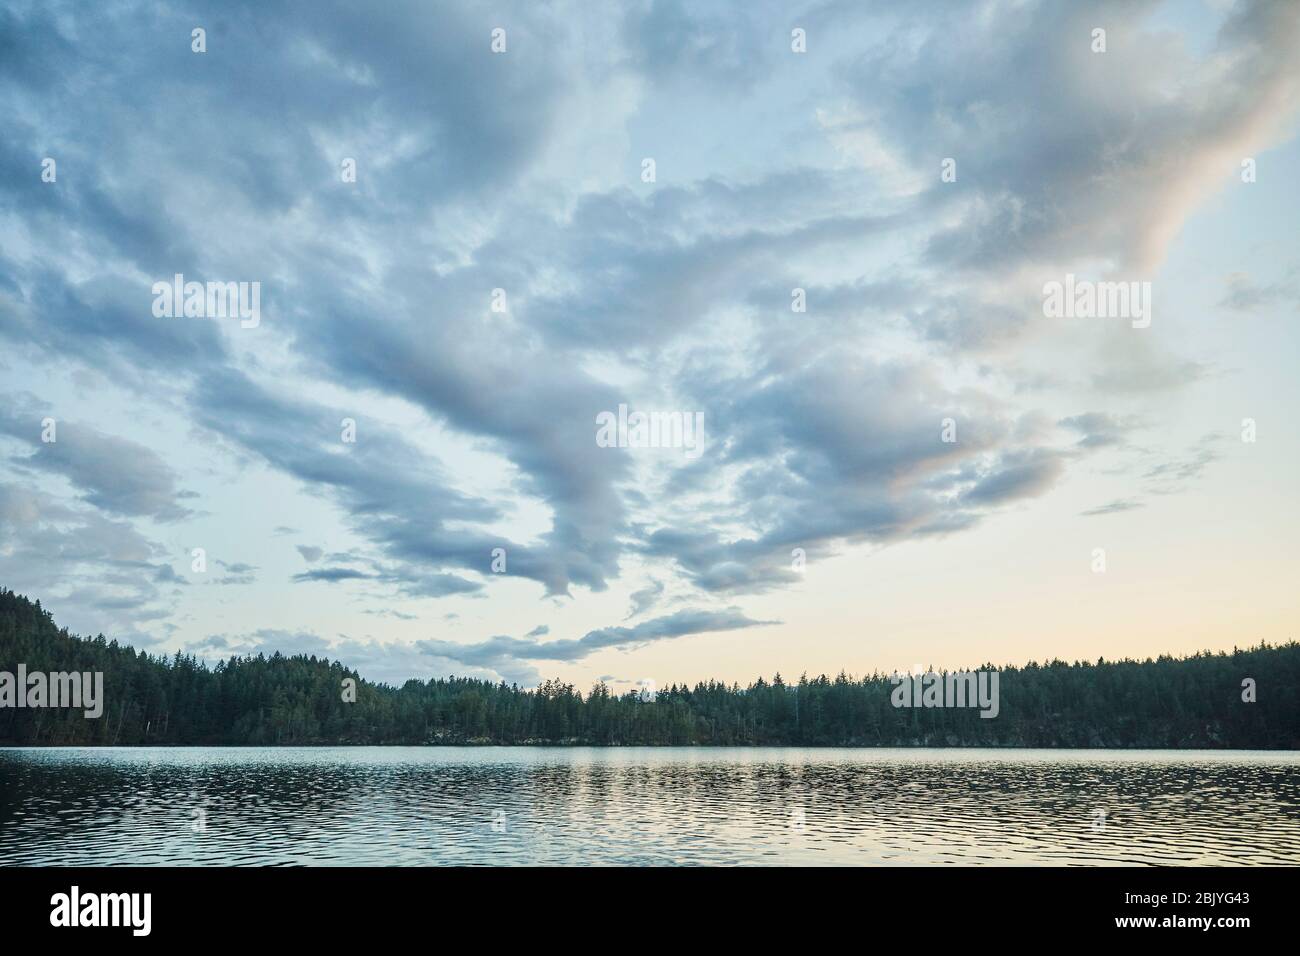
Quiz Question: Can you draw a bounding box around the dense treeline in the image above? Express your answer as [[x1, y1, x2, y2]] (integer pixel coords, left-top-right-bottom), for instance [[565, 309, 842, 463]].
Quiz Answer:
[[1, 588, 1296, 747]]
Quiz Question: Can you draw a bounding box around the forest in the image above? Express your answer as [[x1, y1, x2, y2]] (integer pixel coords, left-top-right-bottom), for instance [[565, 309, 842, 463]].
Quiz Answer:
[[1, 587, 1296, 747]]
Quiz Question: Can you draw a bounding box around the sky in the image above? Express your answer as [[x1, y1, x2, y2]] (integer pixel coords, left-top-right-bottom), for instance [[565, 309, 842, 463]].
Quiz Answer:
[[0, 0, 1297, 690]]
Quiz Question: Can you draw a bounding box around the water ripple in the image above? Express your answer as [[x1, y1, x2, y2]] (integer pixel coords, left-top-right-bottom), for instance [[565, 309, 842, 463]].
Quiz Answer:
[[1, 747, 1297, 866]]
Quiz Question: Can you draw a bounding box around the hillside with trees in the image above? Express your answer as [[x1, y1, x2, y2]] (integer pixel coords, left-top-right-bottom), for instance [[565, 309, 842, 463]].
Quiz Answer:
[[1, 588, 1295, 747]]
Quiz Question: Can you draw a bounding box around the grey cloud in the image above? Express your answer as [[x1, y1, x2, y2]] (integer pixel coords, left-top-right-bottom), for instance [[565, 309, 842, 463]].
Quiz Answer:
[[0, 0, 1277, 649], [1219, 271, 1299, 313], [187, 366, 497, 598], [626, 579, 665, 619], [153, 564, 187, 585], [0, 399, 192, 520], [1089, 357, 1214, 395], [842, 0, 1300, 276], [640, 355, 1076, 593], [0, 482, 174, 637], [962, 452, 1066, 506], [190, 628, 507, 686], [417, 608, 775, 683], [291, 568, 371, 584], [210, 559, 257, 586], [363, 608, 418, 621], [0, 275, 228, 385], [624, 0, 784, 90], [193, 628, 333, 661], [1059, 413, 1144, 449], [1080, 499, 1144, 517], [1142, 435, 1224, 490]]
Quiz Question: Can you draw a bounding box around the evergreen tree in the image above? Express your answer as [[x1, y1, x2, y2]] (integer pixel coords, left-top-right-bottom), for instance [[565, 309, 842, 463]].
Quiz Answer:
[[1, 587, 1295, 748]]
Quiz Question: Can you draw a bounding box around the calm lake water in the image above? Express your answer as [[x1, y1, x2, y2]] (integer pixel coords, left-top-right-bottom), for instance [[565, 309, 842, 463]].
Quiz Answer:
[[1, 747, 1298, 866]]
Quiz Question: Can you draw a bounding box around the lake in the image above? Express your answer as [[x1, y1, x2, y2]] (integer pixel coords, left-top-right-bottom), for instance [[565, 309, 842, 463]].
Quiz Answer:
[[1, 747, 1297, 865]]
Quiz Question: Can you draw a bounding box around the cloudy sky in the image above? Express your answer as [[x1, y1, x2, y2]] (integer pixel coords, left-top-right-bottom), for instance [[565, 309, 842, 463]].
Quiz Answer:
[[1, 0, 1297, 688]]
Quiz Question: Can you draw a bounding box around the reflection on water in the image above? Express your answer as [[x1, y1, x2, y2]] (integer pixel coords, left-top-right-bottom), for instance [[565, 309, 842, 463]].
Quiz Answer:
[[1, 747, 1297, 866]]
